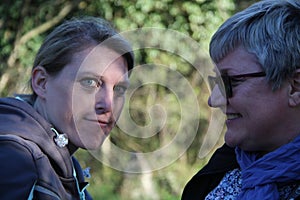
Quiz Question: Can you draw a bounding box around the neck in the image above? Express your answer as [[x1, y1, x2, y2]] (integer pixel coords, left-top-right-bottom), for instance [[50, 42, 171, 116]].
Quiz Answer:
[[67, 142, 78, 155], [33, 97, 50, 121]]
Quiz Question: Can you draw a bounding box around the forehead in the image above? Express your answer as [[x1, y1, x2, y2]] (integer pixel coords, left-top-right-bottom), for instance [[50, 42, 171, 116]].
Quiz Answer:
[[62, 46, 128, 81], [81, 46, 127, 71], [215, 46, 262, 74]]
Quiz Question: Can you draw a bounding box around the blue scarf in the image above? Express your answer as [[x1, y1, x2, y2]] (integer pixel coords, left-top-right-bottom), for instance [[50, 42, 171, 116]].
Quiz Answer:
[[235, 135, 300, 200]]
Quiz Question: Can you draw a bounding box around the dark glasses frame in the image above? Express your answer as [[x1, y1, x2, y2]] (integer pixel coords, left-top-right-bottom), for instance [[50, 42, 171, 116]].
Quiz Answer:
[[208, 71, 266, 98]]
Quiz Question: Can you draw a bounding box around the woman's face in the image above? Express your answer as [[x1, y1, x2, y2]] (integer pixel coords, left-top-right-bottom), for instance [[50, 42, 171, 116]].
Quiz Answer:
[[208, 46, 293, 152], [41, 46, 129, 150]]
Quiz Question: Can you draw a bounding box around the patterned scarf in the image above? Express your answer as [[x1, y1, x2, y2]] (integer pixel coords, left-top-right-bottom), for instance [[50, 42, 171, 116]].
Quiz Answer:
[[236, 135, 300, 200]]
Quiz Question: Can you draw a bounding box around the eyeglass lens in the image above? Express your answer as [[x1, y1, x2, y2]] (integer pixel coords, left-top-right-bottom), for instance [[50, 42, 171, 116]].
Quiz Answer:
[[208, 71, 266, 99]]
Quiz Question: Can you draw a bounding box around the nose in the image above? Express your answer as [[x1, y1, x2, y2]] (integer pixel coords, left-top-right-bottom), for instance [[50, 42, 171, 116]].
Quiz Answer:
[[95, 85, 113, 113], [208, 85, 227, 108]]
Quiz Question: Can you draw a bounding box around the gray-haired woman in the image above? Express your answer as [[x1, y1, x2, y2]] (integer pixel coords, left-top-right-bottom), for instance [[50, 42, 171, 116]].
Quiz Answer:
[[183, 1, 300, 199]]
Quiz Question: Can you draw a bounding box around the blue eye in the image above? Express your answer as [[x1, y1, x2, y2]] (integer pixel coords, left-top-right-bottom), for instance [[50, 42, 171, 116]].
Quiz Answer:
[[114, 85, 127, 96], [80, 78, 101, 88]]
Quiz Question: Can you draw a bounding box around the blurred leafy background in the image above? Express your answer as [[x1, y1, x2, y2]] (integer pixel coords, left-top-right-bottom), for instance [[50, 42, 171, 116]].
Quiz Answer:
[[0, 0, 258, 199]]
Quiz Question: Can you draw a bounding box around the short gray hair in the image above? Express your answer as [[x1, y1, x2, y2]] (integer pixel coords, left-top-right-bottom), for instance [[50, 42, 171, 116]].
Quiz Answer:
[[209, 0, 300, 89]]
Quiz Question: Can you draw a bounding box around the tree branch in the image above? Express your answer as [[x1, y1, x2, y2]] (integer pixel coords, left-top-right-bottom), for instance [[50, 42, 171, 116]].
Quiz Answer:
[[1, 2, 75, 94], [7, 2, 74, 68]]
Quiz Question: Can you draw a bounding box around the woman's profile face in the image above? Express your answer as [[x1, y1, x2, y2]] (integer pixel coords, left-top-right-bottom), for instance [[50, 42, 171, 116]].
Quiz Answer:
[[43, 46, 129, 150], [208, 46, 291, 152]]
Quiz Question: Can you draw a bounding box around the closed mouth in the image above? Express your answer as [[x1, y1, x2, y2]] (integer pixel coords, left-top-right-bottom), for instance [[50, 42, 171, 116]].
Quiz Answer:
[[98, 120, 110, 124], [88, 119, 111, 128], [98, 119, 114, 129], [98, 120, 112, 129]]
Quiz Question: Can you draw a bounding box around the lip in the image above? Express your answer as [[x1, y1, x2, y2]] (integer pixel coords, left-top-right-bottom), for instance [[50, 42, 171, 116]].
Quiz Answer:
[[98, 119, 110, 124], [87, 118, 112, 132], [98, 119, 114, 133], [98, 120, 110, 128], [226, 113, 242, 121]]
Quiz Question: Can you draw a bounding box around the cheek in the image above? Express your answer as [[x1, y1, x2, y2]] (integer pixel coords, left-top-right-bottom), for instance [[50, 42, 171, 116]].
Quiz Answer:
[[236, 88, 287, 134], [234, 81, 272, 107], [72, 99, 96, 126], [72, 88, 96, 110], [48, 91, 73, 121], [73, 96, 93, 110], [113, 97, 125, 119]]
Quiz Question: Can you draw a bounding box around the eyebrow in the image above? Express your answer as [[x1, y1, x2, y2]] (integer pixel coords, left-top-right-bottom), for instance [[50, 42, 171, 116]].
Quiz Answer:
[[78, 71, 101, 79], [117, 81, 130, 88], [79, 71, 130, 84]]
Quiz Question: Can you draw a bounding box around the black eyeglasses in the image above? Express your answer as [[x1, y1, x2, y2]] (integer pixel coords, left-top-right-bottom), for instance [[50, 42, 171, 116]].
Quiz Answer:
[[208, 71, 266, 98]]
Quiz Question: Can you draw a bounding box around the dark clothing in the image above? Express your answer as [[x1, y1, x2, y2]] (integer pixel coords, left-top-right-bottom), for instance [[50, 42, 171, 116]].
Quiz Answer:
[[181, 144, 238, 200], [0, 97, 92, 199], [182, 144, 300, 200]]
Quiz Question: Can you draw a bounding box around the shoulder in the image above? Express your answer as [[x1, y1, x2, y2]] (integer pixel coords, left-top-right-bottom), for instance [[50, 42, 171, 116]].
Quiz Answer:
[[181, 144, 239, 200], [0, 134, 39, 176], [0, 134, 43, 160], [0, 134, 38, 198]]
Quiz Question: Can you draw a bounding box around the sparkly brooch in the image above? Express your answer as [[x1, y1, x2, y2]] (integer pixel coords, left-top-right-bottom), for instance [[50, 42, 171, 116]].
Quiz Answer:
[[51, 127, 69, 148]]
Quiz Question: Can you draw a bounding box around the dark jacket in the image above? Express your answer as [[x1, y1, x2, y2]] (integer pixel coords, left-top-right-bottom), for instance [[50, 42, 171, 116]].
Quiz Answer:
[[0, 97, 92, 199], [181, 144, 300, 200], [181, 144, 239, 200]]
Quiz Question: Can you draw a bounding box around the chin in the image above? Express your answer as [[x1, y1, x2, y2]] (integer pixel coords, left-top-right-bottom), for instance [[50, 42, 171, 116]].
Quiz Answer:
[[78, 136, 106, 150], [225, 142, 237, 148], [224, 134, 239, 148]]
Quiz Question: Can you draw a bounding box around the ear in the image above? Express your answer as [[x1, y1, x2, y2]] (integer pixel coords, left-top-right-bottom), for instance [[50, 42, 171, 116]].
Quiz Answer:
[[31, 66, 49, 99], [288, 69, 300, 107]]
